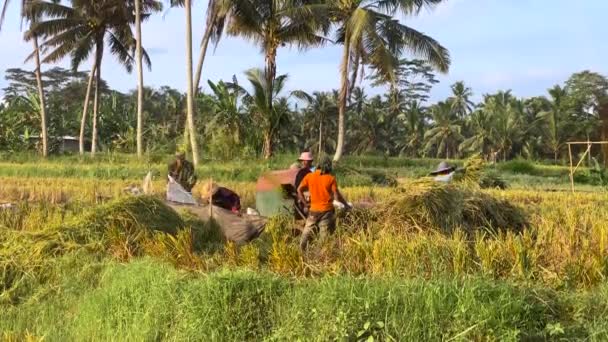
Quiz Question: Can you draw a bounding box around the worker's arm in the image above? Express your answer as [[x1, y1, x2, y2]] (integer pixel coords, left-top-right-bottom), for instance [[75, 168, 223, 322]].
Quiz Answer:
[[332, 179, 350, 209], [297, 176, 309, 204], [335, 188, 351, 209]]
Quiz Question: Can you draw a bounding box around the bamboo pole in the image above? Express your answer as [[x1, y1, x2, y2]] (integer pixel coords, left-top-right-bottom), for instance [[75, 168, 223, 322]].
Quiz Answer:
[[208, 178, 213, 218], [566, 141, 608, 193], [573, 144, 592, 174], [566, 141, 608, 145], [569, 144, 574, 193]]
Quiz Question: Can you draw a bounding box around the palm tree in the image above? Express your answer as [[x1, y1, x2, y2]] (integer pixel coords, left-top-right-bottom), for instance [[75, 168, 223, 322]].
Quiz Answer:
[[134, 0, 162, 158], [2, 0, 52, 157], [193, 0, 229, 94], [170, 0, 200, 165], [537, 85, 570, 162], [220, 0, 325, 114], [459, 109, 495, 159], [28, 0, 152, 156], [397, 101, 426, 157], [424, 101, 462, 158], [239, 68, 290, 158], [19, 1, 50, 157], [292, 90, 337, 156], [481, 91, 524, 160], [349, 95, 392, 154], [206, 78, 249, 145], [448, 81, 474, 119], [313, 0, 450, 161]]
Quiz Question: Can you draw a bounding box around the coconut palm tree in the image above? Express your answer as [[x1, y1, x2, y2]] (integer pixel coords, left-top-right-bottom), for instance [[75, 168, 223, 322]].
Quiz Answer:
[[193, 0, 229, 94], [16, 1, 51, 157], [170, 0, 200, 165], [292, 90, 337, 156], [239, 67, 291, 158], [424, 101, 462, 158], [537, 85, 570, 162], [220, 0, 326, 114], [448, 81, 474, 119], [27, 0, 153, 156], [397, 100, 427, 157], [2, 0, 54, 157], [482, 91, 524, 160], [205, 78, 249, 145], [134, 0, 162, 158], [310, 0, 450, 161], [459, 109, 496, 159]]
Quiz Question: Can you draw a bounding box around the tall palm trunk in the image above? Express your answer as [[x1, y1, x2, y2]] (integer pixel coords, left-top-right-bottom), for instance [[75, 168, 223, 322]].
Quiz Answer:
[[135, 0, 144, 158], [265, 45, 277, 98], [91, 41, 103, 156], [185, 0, 200, 165], [261, 45, 278, 160], [553, 148, 558, 164], [600, 102, 608, 167], [193, 5, 216, 95], [318, 119, 323, 157], [263, 131, 272, 159], [348, 52, 360, 102], [79, 63, 96, 155], [32, 35, 48, 157], [333, 38, 350, 162]]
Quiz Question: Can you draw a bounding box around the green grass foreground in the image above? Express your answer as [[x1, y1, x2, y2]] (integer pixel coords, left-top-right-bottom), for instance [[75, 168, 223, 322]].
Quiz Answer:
[[2, 257, 608, 341]]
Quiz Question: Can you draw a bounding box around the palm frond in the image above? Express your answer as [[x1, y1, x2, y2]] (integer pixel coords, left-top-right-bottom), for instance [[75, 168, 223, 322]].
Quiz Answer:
[[375, 0, 444, 16], [291, 90, 313, 103], [69, 31, 95, 70], [380, 19, 450, 73], [107, 32, 134, 73]]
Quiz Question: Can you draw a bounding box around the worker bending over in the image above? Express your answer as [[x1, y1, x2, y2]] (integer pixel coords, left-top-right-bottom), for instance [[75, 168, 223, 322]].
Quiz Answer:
[[168, 152, 197, 192], [297, 157, 350, 251]]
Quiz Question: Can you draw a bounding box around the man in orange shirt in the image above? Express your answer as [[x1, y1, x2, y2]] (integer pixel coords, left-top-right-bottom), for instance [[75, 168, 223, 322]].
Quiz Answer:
[[297, 157, 350, 250]]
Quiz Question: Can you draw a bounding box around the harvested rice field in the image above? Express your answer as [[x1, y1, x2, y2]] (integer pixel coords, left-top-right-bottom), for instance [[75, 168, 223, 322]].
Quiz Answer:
[[1, 154, 608, 340]]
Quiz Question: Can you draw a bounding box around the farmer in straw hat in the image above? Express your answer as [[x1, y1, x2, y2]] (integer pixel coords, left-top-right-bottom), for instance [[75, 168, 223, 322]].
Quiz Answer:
[[292, 151, 315, 217], [430, 161, 457, 183], [168, 151, 197, 192], [297, 156, 350, 250], [294, 151, 315, 190]]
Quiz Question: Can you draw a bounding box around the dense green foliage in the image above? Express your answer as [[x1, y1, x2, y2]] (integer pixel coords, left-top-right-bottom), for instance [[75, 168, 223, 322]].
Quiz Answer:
[[3, 67, 608, 164]]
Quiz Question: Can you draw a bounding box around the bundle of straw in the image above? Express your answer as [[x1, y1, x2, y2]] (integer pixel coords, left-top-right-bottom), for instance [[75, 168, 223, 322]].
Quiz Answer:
[[382, 179, 527, 235]]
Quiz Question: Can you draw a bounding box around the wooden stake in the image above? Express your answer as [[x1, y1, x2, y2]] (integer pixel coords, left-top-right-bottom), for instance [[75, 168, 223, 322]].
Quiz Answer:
[[566, 141, 608, 194], [569, 144, 574, 193], [208, 178, 213, 219]]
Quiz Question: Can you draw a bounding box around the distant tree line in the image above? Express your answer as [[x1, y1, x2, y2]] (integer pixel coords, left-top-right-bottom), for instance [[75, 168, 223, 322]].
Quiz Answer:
[[2, 65, 608, 165]]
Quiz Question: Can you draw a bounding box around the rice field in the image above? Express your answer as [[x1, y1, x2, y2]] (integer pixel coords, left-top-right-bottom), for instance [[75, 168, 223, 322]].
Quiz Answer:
[[1, 154, 608, 340]]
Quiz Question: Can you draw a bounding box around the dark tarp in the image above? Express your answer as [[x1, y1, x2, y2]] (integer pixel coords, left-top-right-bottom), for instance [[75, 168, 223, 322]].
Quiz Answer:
[[166, 202, 267, 244]]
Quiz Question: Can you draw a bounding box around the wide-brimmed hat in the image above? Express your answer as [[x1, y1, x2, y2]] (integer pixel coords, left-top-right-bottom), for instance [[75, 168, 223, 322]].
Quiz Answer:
[[429, 161, 456, 175], [297, 152, 314, 161]]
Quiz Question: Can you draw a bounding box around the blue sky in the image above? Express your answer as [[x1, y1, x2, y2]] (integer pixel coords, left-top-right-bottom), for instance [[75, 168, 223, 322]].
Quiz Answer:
[[0, 0, 607, 102]]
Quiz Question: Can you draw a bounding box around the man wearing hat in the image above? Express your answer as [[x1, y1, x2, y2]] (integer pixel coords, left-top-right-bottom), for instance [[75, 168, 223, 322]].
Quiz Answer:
[[168, 151, 197, 192], [430, 161, 456, 183], [294, 151, 314, 190], [297, 156, 350, 250]]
